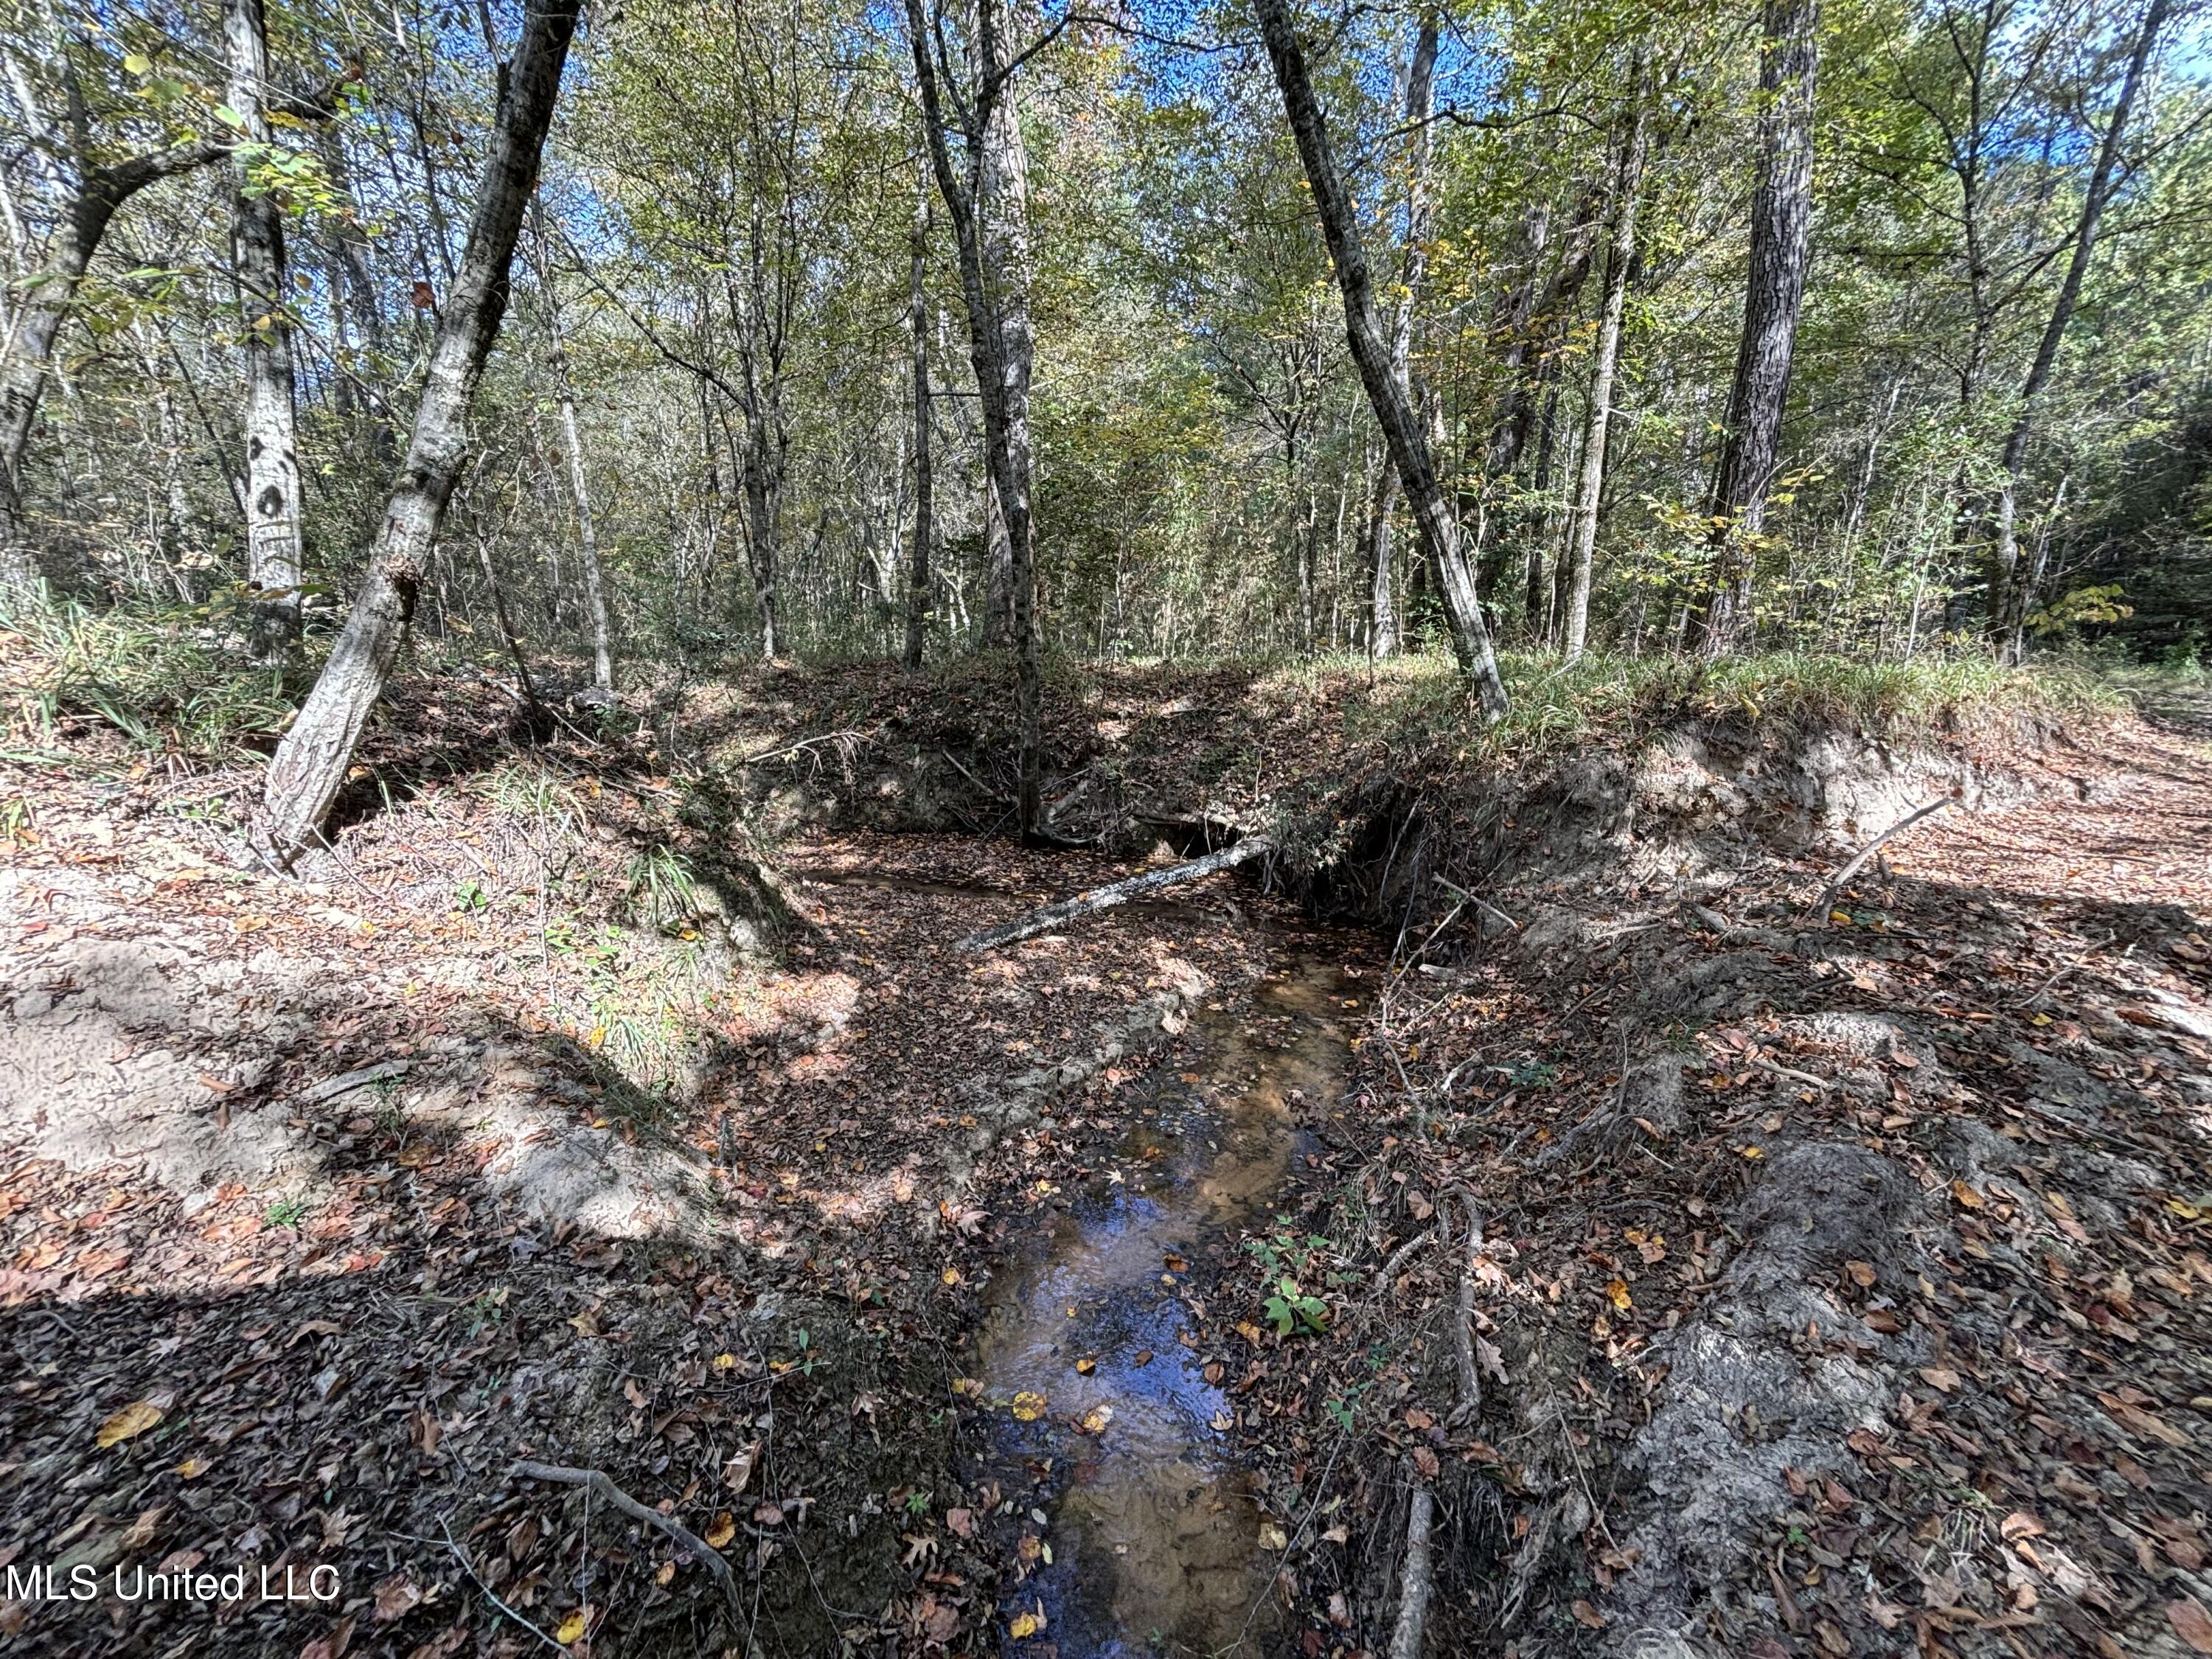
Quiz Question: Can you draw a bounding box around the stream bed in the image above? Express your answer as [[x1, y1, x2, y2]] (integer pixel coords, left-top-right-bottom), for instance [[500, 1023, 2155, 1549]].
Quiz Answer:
[[968, 954, 1359, 1657]]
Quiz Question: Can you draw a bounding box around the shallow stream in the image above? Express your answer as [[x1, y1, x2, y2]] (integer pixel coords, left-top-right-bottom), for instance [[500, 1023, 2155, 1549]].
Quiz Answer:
[[970, 956, 1357, 1657]]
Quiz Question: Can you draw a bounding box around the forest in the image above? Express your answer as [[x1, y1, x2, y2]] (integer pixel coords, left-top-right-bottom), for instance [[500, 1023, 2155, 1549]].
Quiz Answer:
[[4, 0, 2208, 801], [4, 0, 2212, 1657]]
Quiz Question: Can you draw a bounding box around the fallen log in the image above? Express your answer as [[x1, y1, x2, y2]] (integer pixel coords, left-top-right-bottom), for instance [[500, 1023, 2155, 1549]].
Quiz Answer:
[[956, 835, 1273, 953]]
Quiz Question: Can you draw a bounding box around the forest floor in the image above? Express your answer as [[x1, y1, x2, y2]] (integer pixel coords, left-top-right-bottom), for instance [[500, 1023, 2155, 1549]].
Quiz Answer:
[[0, 646, 2208, 1659]]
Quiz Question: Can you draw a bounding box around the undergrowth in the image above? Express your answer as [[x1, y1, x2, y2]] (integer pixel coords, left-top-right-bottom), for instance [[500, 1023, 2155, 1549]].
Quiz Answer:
[[1, 599, 304, 762]]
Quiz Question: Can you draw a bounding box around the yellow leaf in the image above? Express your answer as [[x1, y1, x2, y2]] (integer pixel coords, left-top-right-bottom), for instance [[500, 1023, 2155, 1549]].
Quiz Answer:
[[1258, 1521, 1289, 1550], [1009, 1610, 1045, 1639], [1079, 1405, 1114, 1434], [96, 1400, 164, 1448], [1604, 1279, 1633, 1312], [1010, 1391, 1046, 1422], [555, 1609, 587, 1644], [951, 1377, 984, 1398], [712, 1352, 738, 1371], [1737, 1144, 1764, 1161], [706, 1512, 736, 1548], [942, 1266, 963, 1285], [1075, 1357, 1096, 1374], [1952, 1180, 1985, 1209], [174, 1454, 210, 1478], [585, 1025, 607, 1048]]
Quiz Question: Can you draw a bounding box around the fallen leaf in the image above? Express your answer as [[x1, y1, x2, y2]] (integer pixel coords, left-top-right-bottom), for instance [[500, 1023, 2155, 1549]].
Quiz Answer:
[[1079, 1405, 1113, 1434], [554, 1609, 587, 1645], [1919, 1366, 1961, 1394], [95, 1400, 164, 1448], [372, 1573, 422, 1622], [723, 1441, 760, 1495], [1010, 1391, 1046, 1422], [1571, 1599, 1607, 1630], [1257, 1522, 1288, 1550], [1009, 1607, 1047, 1639], [2169, 1597, 2212, 1655], [705, 1512, 736, 1549], [1605, 1279, 1633, 1312]]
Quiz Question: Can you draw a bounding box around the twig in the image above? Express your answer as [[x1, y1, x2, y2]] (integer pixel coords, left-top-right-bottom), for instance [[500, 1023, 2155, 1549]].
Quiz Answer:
[[442, 1519, 566, 1652], [1814, 797, 1958, 914], [1377, 1228, 1435, 1283], [1435, 876, 1520, 933], [1743, 1054, 1833, 1093], [2008, 931, 2115, 1008], [297, 1059, 412, 1105], [510, 1459, 741, 1611]]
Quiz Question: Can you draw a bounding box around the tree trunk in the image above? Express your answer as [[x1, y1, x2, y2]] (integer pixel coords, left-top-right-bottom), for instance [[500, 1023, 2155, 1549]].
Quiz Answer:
[[223, 0, 305, 655], [1697, 0, 1820, 655], [1363, 13, 1438, 661], [259, 0, 580, 864], [905, 178, 933, 671], [528, 198, 612, 689], [1522, 365, 1561, 639], [0, 139, 232, 601], [1562, 58, 1649, 664], [1990, 0, 2168, 661], [1251, 0, 1507, 720], [906, 0, 1046, 834]]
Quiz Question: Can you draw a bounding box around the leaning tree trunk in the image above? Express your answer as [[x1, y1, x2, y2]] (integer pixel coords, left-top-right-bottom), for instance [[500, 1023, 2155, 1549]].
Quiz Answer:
[[1363, 12, 1438, 661], [223, 0, 305, 655], [904, 178, 933, 671], [259, 0, 581, 865], [1697, 0, 1820, 656], [1562, 58, 1649, 664], [1252, 0, 1508, 720], [0, 139, 231, 601], [1990, 0, 2168, 661]]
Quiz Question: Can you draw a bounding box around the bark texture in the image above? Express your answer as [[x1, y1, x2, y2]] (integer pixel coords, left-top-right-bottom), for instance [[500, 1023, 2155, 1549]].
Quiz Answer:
[[1697, 0, 1820, 655], [260, 0, 581, 863], [224, 0, 305, 653], [1252, 0, 1508, 720], [1562, 59, 1649, 663]]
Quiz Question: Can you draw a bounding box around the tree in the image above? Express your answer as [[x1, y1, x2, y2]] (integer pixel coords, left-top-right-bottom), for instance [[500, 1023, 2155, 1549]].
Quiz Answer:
[[905, 0, 1048, 830], [222, 0, 305, 653], [259, 0, 582, 864], [1251, 0, 1509, 719], [1696, 0, 1820, 655], [905, 175, 934, 671], [1562, 52, 1649, 664], [1989, 0, 2171, 660], [1363, 11, 1439, 661], [526, 198, 613, 689]]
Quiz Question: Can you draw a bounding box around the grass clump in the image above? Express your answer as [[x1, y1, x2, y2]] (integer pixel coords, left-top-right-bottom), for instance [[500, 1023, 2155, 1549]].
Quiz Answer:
[[1309, 649, 2123, 760], [1, 599, 300, 762]]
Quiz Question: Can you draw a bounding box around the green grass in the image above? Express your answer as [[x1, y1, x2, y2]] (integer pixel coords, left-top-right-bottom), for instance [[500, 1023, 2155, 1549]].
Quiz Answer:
[[1, 599, 301, 762], [1273, 648, 2124, 759]]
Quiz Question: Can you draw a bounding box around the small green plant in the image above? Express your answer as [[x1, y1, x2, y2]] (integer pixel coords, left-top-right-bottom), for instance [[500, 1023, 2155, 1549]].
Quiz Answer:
[[265, 1195, 310, 1230], [1262, 1276, 1329, 1335], [454, 877, 490, 914], [903, 1491, 931, 1517]]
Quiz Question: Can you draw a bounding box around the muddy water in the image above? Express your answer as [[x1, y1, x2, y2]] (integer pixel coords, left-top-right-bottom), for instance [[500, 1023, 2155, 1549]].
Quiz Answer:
[[973, 957, 1357, 1658]]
